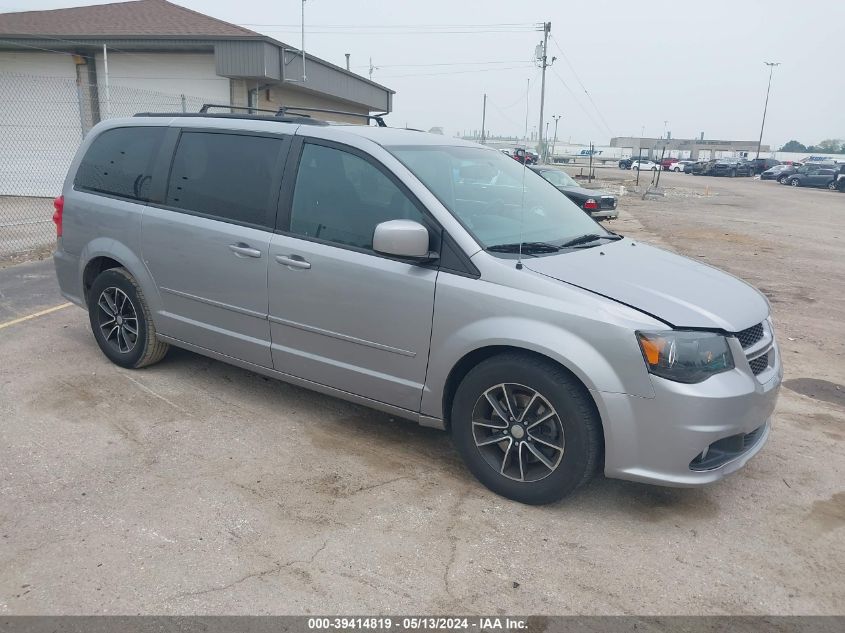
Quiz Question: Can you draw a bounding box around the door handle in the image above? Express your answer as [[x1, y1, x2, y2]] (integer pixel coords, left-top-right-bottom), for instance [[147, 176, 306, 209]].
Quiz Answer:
[[275, 254, 311, 270], [228, 243, 262, 258]]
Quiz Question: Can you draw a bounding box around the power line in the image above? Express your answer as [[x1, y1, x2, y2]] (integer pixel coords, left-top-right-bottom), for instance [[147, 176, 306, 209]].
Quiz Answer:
[[548, 65, 606, 139], [255, 29, 537, 35], [550, 35, 614, 138], [353, 59, 530, 69], [239, 22, 538, 28], [378, 64, 535, 79]]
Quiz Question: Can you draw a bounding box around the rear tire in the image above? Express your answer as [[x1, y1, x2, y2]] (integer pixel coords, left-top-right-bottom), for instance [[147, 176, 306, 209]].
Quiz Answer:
[[450, 353, 602, 505], [87, 268, 169, 369], [790, 178, 800, 187], [778, 175, 788, 184], [828, 181, 837, 191]]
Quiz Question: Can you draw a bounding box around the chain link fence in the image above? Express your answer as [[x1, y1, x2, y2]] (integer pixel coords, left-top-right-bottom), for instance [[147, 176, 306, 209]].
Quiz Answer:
[[0, 72, 222, 261]]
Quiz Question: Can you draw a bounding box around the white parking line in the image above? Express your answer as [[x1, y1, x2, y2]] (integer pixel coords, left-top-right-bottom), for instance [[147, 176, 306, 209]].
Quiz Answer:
[[0, 302, 71, 330]]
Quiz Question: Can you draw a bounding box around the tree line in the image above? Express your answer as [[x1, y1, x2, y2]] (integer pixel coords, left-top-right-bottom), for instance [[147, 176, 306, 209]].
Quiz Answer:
[[779, 139, 845, 154]]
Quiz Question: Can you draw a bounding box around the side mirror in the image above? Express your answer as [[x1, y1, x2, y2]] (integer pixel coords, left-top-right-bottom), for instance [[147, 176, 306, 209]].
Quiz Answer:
[[373, 220, 436, 261]]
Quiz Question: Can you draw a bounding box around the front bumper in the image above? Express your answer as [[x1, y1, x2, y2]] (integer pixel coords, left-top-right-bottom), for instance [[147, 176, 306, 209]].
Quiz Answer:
[[595, 336, 782, 487]]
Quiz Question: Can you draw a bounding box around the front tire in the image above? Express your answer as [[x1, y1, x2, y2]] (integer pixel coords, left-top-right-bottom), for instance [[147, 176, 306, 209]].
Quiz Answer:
[[828, 181, 837, 190], [450, 353, 602, 505], [778, 175, 788, 184], [88, 268, 169, 369], [790, 178, 800, 187]]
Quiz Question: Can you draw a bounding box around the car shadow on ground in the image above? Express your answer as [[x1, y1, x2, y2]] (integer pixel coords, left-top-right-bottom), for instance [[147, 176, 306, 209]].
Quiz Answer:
[[151, 346, 723, 521]]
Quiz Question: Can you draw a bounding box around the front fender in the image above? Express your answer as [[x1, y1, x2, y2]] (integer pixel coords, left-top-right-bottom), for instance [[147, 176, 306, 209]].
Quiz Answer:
[[421, 274, 659, 421]]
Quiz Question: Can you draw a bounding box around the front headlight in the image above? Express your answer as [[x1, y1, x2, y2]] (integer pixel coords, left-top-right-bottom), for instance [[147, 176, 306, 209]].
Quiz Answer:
[[636, 330, 734, 384]]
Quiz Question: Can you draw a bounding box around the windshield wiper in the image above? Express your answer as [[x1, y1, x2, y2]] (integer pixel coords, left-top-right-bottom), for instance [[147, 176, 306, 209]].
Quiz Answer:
[[486, 241, 561, 254], [559, 233, 623, 248]]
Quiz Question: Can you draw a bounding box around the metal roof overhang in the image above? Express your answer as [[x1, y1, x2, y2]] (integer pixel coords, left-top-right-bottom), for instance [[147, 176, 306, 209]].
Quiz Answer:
[[0, 35, 393, 112]]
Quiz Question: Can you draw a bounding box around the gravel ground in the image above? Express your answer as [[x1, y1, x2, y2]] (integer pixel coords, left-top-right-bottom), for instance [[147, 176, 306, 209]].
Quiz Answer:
[[0, 172, 843, 615]]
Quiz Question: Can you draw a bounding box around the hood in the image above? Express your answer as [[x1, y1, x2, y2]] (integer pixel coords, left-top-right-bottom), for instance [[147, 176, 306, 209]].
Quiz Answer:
[[524, 240, 769, 331]]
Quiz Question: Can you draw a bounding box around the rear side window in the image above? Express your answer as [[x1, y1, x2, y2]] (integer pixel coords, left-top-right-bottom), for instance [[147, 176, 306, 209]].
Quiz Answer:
[[75, 127, 165, 200], [165, 132, 284, 228]]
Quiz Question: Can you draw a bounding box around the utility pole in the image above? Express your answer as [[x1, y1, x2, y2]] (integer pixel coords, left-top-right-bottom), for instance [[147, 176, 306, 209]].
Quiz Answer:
[[551, 115, 562, 162], [480, 93, 487, 144], [301, 0, 307, 81], [756, 61, 780, 159], [368, 57, 378, 80], [536, 21, 554, 163]]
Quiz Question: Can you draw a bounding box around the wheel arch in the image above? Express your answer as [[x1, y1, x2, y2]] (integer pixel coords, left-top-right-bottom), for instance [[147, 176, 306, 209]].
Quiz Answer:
[[440, 345, 603, 437], [78, 239, 161, 313]]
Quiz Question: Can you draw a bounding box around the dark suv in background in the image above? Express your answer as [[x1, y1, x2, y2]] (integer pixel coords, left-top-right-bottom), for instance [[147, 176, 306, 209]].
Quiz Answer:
[[712, 158, 754, 177], [689, 159, 717, 176], [750, 158, 781, 175]]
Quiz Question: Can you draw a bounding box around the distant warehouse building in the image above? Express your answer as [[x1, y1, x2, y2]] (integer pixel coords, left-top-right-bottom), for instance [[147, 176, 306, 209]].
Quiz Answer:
[[0, 0, 394, 196], [610, 134, 769, 161]]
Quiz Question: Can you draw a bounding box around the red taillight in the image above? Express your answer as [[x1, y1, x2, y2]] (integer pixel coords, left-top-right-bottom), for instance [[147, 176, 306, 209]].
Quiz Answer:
[[52, 195, 64, 237], [583, 198, 599, 210]]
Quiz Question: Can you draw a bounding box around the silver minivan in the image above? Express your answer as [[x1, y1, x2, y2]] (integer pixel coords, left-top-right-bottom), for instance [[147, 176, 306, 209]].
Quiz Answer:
[[53, 112, 781, 504]]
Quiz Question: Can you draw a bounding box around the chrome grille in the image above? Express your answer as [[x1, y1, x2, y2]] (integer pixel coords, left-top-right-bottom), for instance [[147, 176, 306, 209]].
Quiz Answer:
[[736, 323, 764, 348]]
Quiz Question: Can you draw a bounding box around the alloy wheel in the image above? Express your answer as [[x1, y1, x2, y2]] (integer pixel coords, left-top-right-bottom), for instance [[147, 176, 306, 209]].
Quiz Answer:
[[97, 286, 139, 354], [471, 383, 565, 482]]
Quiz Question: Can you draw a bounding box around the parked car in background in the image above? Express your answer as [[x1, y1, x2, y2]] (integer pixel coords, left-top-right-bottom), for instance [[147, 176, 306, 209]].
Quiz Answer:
[[760, 164, 791, 181], [511, 148, 537, 165], [632, 159, 659, 171], [671, 160, 696, 173], [784, 167, 838, 189], [712, 158, 754, 177], [773, 164, 803, 183], [530, 166, 619, 220], [777, 163, 833, 184], [660, 158, 679, 171], [836, 165, 845, 192], [689, 160, 718, 176], [750, 158, 781, 175], [618, 158, 634, 169]]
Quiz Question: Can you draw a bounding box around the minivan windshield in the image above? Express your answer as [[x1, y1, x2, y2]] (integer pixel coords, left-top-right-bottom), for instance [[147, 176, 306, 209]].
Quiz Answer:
[[388, 145, 605, 249]]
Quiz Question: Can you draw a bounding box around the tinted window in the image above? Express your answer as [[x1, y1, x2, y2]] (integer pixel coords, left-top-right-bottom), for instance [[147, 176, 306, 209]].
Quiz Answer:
[[75, 127, 165, 200], [289, 143, 425, 250], [166, 132, 283, 228]]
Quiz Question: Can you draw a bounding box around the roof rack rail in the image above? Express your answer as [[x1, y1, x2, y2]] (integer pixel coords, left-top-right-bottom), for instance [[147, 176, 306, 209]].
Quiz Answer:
[[198, 103, 313, 117], [277, 105, 389, 127], [134, 110, 328, 126]]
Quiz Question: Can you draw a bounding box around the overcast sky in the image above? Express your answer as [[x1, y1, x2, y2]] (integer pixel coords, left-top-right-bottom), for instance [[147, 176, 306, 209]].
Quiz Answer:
[[6, 0, 844, 147]]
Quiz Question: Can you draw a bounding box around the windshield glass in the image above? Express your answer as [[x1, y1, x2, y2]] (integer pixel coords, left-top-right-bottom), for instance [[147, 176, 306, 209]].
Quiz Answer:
[[388, 145, 603, 248]]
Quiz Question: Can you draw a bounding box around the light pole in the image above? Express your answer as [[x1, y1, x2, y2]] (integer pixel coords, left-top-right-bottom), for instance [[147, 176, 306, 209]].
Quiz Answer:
[[551, 115, 562, 163], [755, 62, 780, 159]]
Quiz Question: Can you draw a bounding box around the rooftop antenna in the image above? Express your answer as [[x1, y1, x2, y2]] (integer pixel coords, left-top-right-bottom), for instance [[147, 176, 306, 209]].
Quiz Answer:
[[517, 77, 531, 271]]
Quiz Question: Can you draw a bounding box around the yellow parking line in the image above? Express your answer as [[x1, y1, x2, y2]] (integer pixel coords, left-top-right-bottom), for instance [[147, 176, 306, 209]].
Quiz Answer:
[[0, 303, 72, 330]]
